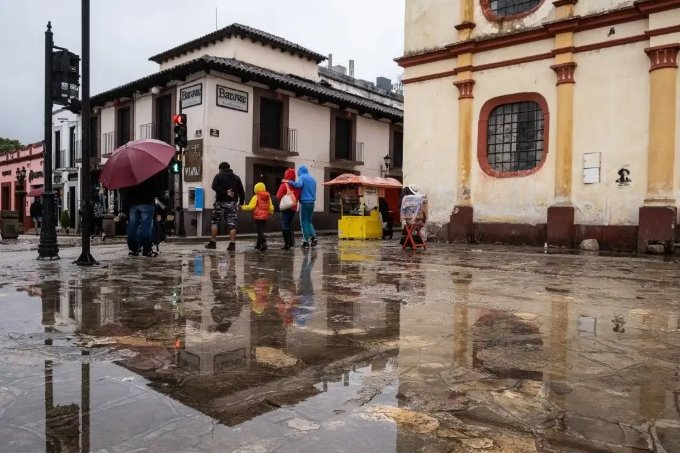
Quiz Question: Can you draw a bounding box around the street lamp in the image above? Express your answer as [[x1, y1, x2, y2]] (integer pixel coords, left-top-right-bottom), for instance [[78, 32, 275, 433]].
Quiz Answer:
[[15, 166, 27, 230], [382, 154, 392, 177]]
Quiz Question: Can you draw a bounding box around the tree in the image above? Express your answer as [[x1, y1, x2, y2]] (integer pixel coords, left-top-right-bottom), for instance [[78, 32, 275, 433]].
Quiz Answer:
[[0, 137, 23, 153]]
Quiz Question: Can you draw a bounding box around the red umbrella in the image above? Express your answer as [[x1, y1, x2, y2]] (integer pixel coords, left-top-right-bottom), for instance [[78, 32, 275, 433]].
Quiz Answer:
[[100, 139, 175, 190]]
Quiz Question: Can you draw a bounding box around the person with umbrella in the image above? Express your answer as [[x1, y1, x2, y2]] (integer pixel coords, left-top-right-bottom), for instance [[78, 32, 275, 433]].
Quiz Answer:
[[99, 139, 175, 258]]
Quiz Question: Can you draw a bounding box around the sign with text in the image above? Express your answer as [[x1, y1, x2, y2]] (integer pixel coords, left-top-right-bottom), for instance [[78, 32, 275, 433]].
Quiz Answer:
[[216, 85, 248, 112], [183, 139, 203, 183], [180, 83, 202, 109]]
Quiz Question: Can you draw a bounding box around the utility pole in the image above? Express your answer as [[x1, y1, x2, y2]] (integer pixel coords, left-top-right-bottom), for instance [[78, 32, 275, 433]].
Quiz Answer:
[[76, 0, 97, 265], [38, 22, 60, 260]]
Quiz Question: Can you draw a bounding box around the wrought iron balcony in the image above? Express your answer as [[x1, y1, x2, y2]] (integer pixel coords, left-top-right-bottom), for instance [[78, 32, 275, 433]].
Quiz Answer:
[[254, 124, 298, 154], [330, 140, 364, 164], [102, 132, 115, 158], [139, 122, 173, 144]]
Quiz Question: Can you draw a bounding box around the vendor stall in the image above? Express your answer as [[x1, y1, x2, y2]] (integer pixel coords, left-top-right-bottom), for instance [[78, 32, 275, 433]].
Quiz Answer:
[[323, 174, 402, 240]]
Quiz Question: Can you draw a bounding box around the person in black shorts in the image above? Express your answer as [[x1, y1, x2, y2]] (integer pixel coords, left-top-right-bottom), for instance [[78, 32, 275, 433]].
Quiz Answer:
[[206, 162, 245, 251]]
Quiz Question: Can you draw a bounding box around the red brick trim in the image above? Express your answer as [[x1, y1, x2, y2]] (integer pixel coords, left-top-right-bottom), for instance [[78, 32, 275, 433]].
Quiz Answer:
[[402, 70, 457, 85], [396, 2, 679, 68], [453, 79, 475, 99], [471, 52, 554, 73], [477, 92, 550, 179], [645, 43, 680, 71], [480, 0, 546, 22], [576, 34, 649, 53], [645, 24, 680, 37], [552, 46, 576, 55], [455, 22, 476, 31], [551, 62, 577, 84]]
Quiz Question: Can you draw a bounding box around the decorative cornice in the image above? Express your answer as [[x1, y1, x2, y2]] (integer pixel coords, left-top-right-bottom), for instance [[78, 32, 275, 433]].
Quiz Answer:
[[645, 44, 680, 71], [635, 0, 680, 15], [551, 62, 577, 84], [453, 79, 475, 99], [455, 22, 476, 31], [553, 0, 577, 6], [544, 18, 580, 34]]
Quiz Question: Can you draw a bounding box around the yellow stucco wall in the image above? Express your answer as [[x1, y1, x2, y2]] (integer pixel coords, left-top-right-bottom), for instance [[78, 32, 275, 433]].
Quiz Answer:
[[403, 77, 459, 224], [404, 0, 459, 55], [571, 44, 649, 225], [471, 61, 557, 224]]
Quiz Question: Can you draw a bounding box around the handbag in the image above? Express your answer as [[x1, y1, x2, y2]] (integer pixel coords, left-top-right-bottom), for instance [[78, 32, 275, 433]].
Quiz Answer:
[[279, 183, 297, 210]]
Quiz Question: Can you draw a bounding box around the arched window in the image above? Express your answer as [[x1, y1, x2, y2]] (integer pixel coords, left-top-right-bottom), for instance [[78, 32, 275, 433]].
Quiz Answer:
[[481, 0, 544, 20], [478, 93, 549, 178]]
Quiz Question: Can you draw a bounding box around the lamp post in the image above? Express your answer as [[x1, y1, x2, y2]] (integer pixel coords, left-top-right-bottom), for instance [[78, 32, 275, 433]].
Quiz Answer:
[[382, 154, 392, 177], [38, 22, 60, 260], [15, 166, 27, 230]]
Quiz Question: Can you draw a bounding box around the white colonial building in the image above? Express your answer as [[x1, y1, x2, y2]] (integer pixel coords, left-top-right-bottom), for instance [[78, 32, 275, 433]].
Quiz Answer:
[[59, 23, 403, 235]]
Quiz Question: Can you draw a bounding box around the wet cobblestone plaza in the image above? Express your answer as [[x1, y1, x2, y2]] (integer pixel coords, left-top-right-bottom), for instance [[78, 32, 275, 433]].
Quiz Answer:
[[1, 240, 680, 452]]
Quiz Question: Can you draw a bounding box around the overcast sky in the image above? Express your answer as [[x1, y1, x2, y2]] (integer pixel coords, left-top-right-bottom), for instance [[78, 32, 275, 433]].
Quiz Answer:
[[0, 0, 405, 144]]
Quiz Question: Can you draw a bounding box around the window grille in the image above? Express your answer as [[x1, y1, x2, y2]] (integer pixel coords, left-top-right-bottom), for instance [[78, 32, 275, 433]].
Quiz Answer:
[[490, 0, 541, 17], [487, 101, 544, 172]]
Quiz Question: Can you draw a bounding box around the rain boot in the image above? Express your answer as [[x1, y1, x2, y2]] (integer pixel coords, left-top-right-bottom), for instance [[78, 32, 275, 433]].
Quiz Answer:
[[281, 230, 290, 250]]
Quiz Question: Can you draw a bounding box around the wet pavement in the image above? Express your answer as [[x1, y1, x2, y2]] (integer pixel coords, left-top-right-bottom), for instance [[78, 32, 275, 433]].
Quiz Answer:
[[1, 239, 680, 452]]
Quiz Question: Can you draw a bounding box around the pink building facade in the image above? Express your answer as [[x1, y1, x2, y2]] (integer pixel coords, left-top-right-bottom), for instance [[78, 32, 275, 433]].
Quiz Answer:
[[0, 143, 45, 229]]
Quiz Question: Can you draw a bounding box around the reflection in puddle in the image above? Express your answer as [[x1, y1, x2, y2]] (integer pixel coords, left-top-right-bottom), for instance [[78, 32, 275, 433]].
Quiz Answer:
[[1, 244, 680, 451]]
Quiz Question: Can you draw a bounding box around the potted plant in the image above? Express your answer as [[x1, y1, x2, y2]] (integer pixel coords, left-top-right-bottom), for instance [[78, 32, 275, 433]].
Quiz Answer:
[[60, 210, 71, 235]]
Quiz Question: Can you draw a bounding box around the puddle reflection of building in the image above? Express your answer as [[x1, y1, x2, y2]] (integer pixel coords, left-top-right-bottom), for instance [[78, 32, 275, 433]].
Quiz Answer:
[[118, 248, 401, 428]]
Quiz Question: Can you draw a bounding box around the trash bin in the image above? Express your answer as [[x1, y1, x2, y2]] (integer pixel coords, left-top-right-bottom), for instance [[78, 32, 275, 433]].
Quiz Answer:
[[0, 210, 20, 239], [103, 213, 115, 238]]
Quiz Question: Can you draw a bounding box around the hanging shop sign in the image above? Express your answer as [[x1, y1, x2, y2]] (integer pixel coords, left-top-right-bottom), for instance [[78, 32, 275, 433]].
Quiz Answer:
[[216, 85, 248, 112], [180, 83, 202, 109], [183, 139, 203, 183]]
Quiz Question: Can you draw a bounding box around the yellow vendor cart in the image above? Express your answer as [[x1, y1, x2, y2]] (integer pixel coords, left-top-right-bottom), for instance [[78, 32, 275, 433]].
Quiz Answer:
[[322, 174, 402, 240]]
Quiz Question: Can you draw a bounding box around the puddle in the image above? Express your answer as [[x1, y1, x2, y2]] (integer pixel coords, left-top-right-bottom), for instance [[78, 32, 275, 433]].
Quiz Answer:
[[0, 243, 679, 451]]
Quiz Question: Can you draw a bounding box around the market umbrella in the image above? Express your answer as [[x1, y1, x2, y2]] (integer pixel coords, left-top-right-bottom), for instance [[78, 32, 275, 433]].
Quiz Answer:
[[100, 139, 175, 190]]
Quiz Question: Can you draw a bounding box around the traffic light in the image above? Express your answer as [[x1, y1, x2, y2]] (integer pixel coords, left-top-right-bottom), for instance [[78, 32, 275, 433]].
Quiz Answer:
[[173, 114, 187, 149], [51, 49, 80, 106], [169, 152, 181, 174]]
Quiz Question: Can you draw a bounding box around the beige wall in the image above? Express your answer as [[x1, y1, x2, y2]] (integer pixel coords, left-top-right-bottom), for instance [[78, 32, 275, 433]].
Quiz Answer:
[[288, 98, 329, 212], [356, 115, 391, 175], [202, 76, 254, 207], [402, 76, 459, 225], [571, 44, 649, 226], [159, 36, 319, 80], [134, 95, 152, 140]]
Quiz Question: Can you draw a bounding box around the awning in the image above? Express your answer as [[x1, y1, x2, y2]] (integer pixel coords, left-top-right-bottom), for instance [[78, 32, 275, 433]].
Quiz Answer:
[[322, 173, 402, 189], [27, 187, 44, 197]]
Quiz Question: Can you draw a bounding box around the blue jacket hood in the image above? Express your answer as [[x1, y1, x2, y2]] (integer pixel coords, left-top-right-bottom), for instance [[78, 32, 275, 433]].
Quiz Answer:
[[298, 165, 309, 176]]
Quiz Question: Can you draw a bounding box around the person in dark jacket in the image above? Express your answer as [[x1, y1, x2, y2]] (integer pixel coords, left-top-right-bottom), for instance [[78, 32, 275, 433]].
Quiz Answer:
[[122, 171, 162, 257], [206, 162, 245, 251], [30, 199, 43, 236]]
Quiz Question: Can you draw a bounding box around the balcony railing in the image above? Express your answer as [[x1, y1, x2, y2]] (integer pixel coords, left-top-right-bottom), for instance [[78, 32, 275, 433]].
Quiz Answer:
[[102, 132, 115, 158], [140, 123, 153, 140], [139, 122, 173, 144], [254, 124, 298, 154], [55, 149, 67, 169], [74, 140, 82, 163], [330, 140, 364, 164]]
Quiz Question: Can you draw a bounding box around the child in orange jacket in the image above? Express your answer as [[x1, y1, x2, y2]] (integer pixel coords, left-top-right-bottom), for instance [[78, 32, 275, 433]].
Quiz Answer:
[[241, 182, 275, 251]]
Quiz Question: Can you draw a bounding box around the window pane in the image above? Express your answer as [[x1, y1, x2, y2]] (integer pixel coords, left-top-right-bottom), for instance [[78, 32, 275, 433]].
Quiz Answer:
[[486, 101, 544, 173], [490, 0, 541, 17]]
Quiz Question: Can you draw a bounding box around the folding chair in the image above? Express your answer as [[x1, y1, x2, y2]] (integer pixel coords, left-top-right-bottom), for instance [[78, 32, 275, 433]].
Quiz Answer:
[[400, 195, 427, 251]]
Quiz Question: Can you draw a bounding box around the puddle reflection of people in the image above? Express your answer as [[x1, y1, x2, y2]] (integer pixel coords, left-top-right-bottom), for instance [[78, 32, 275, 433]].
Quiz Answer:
[[209, 255, 241, 333], [294, 252, 316, 326]]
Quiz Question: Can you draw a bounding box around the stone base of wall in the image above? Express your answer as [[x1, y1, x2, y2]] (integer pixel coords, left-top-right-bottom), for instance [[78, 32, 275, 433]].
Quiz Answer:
[[444, 219, 659, 252], [638, 206, 677, 251]]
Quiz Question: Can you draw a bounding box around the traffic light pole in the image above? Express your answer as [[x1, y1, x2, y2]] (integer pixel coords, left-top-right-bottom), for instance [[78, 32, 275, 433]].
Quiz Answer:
[[75, 0, 97, 265], [177, 144, 186, 237], [38, 22, 60, 261]]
